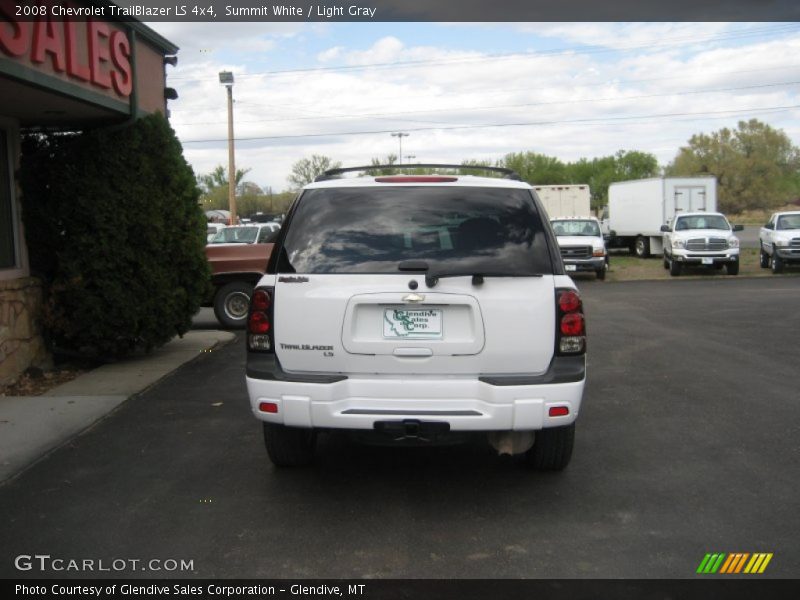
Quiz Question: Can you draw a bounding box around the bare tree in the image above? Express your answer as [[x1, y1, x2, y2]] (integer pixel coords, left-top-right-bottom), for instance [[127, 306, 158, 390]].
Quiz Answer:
[[288, 155, 341, 190]]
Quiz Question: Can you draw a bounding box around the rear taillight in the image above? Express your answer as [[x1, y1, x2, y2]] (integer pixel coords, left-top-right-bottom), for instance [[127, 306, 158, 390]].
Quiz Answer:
[[556, 288, 585, 355], [248, 287, 274, 352]]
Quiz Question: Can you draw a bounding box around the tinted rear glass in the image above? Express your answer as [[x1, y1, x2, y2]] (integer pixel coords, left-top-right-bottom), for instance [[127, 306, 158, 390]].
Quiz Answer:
[[279, 186, 553, 275]]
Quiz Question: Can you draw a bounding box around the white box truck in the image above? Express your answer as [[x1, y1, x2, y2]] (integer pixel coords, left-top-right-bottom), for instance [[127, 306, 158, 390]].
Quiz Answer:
[[533, 184, 591, 218], [603, 177, 717, 257]]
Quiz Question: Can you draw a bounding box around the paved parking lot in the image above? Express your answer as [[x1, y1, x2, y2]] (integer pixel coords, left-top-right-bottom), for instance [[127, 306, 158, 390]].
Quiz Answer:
[[1, 277, 798, 579]]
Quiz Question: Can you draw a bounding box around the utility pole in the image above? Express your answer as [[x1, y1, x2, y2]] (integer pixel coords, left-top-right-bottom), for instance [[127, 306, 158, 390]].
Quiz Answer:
[[391, 132, 409, 165], [219, 71, 237, 225]]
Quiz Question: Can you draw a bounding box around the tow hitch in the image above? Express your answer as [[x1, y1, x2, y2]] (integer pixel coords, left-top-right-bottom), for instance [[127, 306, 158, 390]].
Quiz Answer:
[[374, 419, 450, 441]]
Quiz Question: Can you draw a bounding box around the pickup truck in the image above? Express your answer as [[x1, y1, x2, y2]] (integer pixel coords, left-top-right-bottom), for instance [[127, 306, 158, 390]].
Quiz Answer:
[[204, 225, 277, 327], [661, 212, 743, 276], [551, 216, 608, 279], [759, 211, 800, 273]]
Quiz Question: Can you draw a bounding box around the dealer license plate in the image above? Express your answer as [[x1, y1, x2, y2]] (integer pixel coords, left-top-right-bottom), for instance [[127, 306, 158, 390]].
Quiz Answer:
[[565, 264, 577, 272], [701, 257, 714, 265], [383, 308, 443, 339]]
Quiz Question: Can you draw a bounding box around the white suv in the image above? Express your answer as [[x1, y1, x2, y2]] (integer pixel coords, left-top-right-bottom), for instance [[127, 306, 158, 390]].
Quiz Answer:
[[245, 165, 586, 470]]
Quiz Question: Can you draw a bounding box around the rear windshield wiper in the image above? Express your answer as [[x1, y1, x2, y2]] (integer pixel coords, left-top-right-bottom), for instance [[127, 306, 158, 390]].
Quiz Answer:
[[426, 271, 542, 287], [397, 261, 541, 287]]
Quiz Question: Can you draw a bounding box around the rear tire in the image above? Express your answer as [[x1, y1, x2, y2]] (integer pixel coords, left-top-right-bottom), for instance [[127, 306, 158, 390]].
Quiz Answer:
[[525, 423, 575, 471], [669, 258, 682, 277], [213, 281, 253, 329], [663, 255, 669, 270], [726, 261, 739, 276], [263, 423, 316, 467]]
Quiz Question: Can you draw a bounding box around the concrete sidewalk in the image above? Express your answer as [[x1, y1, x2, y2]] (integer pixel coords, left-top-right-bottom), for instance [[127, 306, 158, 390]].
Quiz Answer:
[[0, 330, 236, 483]]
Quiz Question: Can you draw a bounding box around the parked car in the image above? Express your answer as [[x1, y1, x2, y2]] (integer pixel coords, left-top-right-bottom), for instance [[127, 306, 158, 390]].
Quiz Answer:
[[208, 223, 280, 245], [759, 211, 800, 273], [203, 223, 279, 328], [551, 217, 608, 280], [245, 164, 586, 470], [206, 222, 225, 242], [661, 212, 743, 276]]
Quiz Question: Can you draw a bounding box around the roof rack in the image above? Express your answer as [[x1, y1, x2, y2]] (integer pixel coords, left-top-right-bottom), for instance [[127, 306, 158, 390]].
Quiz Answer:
[[314, 163, 521, 182]]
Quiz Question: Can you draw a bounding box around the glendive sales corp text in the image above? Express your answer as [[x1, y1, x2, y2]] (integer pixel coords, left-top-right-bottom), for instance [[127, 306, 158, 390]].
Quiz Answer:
[[15, 584, 366, 596]]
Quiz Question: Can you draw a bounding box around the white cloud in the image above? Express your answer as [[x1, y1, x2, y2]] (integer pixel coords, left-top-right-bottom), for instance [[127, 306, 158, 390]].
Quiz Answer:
[[317, 46, 343, 62], [157, 23, 800, 191]]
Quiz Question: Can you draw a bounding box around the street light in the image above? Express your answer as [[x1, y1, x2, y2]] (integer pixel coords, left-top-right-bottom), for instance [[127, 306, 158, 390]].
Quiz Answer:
[[219, 71, 237, 225], [404, 155, 416, 163], [391, 132, 409, 165]]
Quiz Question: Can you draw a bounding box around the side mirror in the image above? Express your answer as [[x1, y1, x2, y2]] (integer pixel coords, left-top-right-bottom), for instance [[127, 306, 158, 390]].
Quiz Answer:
[[733, 224, 744, 232], [660, 225, 670, 232]]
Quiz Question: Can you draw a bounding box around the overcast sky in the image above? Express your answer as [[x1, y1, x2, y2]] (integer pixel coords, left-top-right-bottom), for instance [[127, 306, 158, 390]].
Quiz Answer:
[[148, 22, 800, 192]]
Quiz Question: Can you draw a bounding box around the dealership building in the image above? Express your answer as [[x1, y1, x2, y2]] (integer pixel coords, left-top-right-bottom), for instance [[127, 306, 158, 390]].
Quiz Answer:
[[0, 3, 179, 384]]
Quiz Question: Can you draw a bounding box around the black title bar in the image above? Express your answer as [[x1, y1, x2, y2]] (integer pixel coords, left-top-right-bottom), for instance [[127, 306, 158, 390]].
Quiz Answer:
[[2, 0, 800, 22]]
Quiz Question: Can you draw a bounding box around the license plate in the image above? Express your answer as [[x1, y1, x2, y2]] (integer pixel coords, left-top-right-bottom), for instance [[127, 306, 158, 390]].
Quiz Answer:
[[383, 308, 442, 339], [565, 264, 577, 272], [701, 257, 714, 265]]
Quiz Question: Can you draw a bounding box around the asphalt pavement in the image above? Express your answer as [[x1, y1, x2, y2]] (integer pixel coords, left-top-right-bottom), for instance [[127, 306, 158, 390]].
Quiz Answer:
[[0, 327, 235, 483], [1, 280, 798, 579]]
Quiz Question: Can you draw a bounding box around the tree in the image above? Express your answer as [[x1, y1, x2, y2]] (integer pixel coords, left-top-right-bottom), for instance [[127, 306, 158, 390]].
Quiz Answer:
[[500, 152, 568, 184], [197, 165, 255, 211], [614, 150, 660, 180], [197, 165, 251, 193], [499, 149, 659, 211], [288, 155, 341, 189], [666, 119, 800, 213], [236, 182, 266, 217], [365, 154, 399, 176], [19, 114, 209, 358]]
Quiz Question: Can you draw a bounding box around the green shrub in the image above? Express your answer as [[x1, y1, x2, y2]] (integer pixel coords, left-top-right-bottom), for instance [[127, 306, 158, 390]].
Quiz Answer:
[[19, 114, 210, 358]]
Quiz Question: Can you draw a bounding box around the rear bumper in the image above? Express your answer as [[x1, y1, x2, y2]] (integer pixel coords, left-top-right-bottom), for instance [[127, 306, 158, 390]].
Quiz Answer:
[[246, 355, 585, 432]]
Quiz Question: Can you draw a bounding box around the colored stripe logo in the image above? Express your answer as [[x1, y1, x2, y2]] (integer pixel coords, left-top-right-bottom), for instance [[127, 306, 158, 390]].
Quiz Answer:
[[697, 553, 773, 574]]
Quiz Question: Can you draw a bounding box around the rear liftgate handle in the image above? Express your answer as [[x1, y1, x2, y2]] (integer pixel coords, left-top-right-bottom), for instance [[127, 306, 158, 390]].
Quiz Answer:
[[392, 347, 434, 357]]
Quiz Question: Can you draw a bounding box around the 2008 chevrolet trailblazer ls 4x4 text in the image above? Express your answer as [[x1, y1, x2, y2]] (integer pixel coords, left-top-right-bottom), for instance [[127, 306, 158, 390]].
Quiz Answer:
[[244, 165, 587, 470]]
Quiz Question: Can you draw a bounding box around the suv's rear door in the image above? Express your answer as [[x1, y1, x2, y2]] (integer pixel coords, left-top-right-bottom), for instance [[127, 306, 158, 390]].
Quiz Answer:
[[271, 183, 558, 376]]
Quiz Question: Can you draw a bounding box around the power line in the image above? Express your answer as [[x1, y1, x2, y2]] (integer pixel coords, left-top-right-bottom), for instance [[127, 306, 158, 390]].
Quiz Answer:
[[170, 80, 800, 128], [180, 104, 800, 144], [167, 62, 800, 116], [167, 24, 800, 82]]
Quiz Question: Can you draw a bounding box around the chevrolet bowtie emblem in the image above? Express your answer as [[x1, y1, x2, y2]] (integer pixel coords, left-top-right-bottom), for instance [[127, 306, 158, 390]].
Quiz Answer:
[[402, 293, 425, 303]]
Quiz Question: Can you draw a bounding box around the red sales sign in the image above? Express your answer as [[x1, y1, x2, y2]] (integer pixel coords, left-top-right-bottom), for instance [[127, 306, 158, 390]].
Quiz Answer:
[[1, 6, 132, 98]]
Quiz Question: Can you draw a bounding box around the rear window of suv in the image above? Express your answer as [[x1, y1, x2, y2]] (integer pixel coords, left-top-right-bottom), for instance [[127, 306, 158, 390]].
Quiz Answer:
[[277, 186, 553, 275]]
